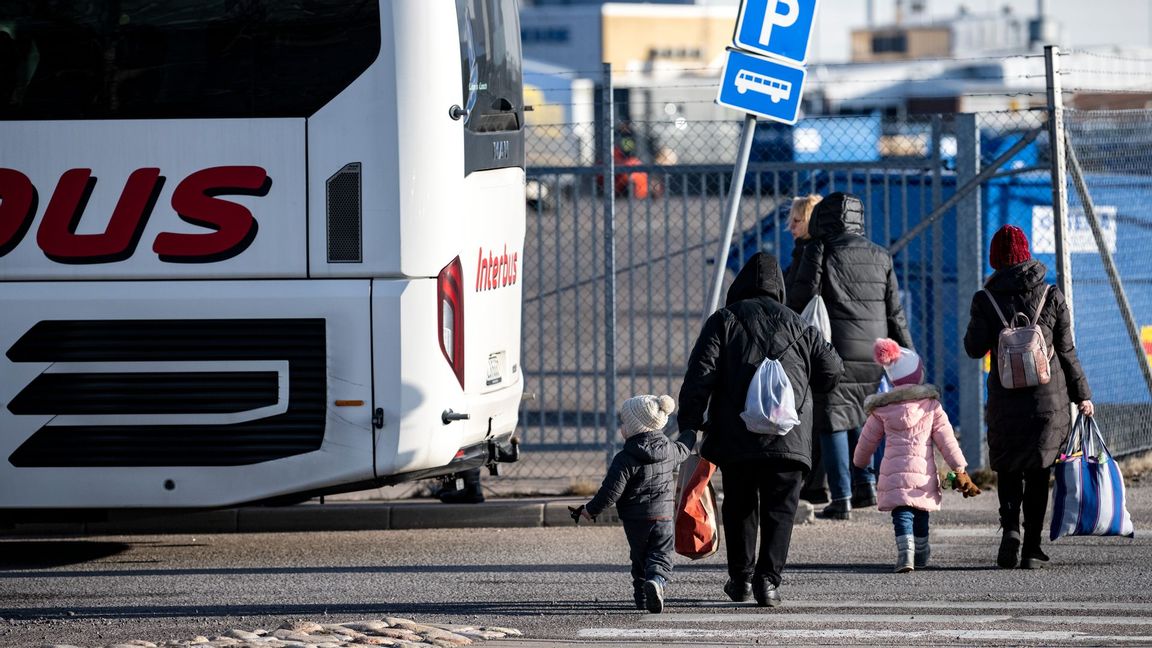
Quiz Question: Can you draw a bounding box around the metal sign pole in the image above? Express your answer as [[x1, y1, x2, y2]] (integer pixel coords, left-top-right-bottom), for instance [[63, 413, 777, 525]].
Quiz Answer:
[[600, 62, 618, 469], [705, 113, 758, 319], [711, 0, 816, 317]]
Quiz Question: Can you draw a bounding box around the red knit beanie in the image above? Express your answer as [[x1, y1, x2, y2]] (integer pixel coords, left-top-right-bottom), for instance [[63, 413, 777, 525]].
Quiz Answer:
[[990, 225, 1031, 270]]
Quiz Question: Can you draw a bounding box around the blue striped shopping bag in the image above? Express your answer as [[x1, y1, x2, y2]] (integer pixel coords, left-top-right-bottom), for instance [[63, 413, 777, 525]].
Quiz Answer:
[[1050, 414, 1135, 541]]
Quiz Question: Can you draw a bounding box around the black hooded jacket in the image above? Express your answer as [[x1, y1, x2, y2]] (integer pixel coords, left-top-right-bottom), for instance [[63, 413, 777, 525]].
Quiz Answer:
[[678, 252, 843, 469], [585, 430, 693, 520], [784, 193, 913, 432], [783, 237, 810, 293], [963, 259, 1091, 472]]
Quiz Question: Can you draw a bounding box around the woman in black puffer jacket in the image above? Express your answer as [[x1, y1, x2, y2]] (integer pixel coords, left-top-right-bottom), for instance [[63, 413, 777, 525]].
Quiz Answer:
[[679, 252, 842, 608], [964, 225, 1093, 570], [786, 193, 914, 520]]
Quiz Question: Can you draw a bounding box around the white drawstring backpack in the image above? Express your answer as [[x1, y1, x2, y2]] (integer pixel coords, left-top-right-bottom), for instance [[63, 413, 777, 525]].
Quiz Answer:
[[737, 320, 802, 436]]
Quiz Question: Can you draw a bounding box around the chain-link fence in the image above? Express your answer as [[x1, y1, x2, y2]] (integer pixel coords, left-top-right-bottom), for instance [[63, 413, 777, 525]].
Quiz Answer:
[[504, 111, 1008, 493], [1063, 108, 1152, 456], [481, 53, 1152, 496]]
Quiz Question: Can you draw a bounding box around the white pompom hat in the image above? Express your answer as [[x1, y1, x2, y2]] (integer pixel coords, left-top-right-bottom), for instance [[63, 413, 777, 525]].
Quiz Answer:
[[620, 394, 676, 438]]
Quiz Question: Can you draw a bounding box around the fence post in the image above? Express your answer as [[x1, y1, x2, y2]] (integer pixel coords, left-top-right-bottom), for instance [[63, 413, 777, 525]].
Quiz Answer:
[[1045, 45, 1081, 428], [955, 113, 986, 469], [930, 115, 944, 391], [1044, 45, 1074, 326], [600, 63, 618, 469]]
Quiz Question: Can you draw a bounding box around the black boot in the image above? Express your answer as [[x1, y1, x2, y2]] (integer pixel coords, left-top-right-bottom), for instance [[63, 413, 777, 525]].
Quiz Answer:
[[438, 468, 485, 504], [997, 530, 1021, 569], [633, 584, 646, 610], [851, 482, 877, 508], [817, 498, 851, 520], [1019, 545, 1049, 569], [1020, 487, 1050, 569], [801, 453, 829, 504], [1020, 527, 1050, 569], [997, 506, 1021, 568]]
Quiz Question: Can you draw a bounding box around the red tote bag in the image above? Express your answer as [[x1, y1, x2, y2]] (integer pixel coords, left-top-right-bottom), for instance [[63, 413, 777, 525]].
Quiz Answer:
[[674, 455, 721, 560]]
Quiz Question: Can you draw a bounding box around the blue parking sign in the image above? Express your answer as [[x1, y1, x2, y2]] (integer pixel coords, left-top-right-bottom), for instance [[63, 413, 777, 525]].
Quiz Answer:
[[734, 0, 820, 65], [716, 49, 806, 124]]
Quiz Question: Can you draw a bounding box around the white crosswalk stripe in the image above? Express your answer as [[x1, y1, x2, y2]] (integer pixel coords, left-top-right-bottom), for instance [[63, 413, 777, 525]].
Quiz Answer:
[[576, 602, 1152, 644], [578, 627, 1152, 642]]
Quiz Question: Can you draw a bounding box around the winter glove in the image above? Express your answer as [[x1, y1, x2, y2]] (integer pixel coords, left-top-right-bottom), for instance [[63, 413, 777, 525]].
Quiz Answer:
[[568, 504, 596, 524], [677, 429, 699, 451], [952, 472, 981, 498]]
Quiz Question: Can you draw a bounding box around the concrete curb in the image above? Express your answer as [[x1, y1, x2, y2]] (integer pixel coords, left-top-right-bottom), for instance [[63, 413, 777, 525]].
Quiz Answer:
[[2, 496, 817, 536], [0, 499, 596, 536]]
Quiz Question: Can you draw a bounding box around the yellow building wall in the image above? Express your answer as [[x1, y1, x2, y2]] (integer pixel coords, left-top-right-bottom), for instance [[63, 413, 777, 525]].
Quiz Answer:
[[851, 27, 951, 62], [601, 13, 733, 72]]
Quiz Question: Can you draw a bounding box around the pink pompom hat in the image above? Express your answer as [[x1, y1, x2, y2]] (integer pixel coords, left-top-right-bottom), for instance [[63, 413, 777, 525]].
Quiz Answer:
[[873, 338, 924, 387]]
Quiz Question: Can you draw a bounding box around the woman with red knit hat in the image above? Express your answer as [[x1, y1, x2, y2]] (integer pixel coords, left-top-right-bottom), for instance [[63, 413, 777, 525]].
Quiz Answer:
[[963, 225, 1094, 570]]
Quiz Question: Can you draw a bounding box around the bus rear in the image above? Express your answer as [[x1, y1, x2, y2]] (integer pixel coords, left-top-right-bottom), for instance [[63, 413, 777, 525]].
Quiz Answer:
[[0, 0, 525, 515]]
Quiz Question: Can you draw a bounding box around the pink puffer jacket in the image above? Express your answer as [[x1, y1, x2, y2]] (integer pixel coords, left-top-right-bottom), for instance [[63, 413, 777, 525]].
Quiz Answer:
[[853, 384, 967, 512]]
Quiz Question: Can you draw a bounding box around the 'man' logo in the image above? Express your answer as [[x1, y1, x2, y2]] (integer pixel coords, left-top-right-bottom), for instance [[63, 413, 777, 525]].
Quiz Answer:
[[0, 166, 271, 264], [492, 141, 510, 161]]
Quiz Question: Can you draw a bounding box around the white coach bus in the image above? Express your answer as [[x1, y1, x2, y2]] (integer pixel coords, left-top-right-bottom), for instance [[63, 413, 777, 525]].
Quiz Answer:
[[0, 0, 525, 518]]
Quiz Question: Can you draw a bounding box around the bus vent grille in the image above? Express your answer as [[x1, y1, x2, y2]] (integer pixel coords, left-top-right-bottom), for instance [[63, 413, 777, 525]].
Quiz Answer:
[[6, 318, 327, 467], [326, 162, 363, 263]]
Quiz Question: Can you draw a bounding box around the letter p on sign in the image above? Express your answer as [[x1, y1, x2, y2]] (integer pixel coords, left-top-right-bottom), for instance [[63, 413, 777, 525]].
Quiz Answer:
[[733, 0, 820, 66], [760, 0, 798, 46]]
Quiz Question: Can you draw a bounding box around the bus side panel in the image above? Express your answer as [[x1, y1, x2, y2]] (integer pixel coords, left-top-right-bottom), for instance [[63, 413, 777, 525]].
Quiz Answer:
[[0, 280, 374, 509], [371, 278, 454, 477], [459, 168, 525, 400], [371, 276, 522, 479], [0, 119, 307, 280], [306, 2, 402, 279], [392, 0, 474, 278], [308, 0, 470, 280]]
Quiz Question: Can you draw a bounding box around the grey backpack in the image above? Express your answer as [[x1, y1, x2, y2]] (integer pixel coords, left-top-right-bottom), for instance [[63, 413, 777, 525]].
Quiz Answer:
[[983, 286, 1053, 389]]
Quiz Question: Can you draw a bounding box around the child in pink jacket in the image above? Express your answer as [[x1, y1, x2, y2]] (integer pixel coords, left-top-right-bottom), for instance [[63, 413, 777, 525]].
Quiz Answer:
[[853, 339, 982, 572]]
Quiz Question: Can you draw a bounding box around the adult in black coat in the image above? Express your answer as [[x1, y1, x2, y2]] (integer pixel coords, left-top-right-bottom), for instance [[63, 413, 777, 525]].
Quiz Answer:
[[783, 194, 822, 289], [785, 192, 914, 520], [963, 225, 1093, 570], [678, 252, 842, 607], [783, 194, 830, 506]]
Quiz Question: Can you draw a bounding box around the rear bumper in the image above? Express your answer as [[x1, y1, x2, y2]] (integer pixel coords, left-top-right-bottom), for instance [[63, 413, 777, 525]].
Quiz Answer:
[[379, 431, 518, 485]]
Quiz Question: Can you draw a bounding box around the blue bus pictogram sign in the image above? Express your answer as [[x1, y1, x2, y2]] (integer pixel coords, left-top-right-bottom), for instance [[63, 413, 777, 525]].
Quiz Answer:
[[716, 49, 807, 124], [734, 0, 820, 66]]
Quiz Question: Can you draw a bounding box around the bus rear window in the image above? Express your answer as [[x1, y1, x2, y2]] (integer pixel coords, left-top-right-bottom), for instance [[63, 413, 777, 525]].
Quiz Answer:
[[0, 1, 380, 120]]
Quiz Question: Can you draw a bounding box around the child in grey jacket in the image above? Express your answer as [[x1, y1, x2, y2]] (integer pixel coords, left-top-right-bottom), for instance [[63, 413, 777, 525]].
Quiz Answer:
[[580, 394, 696, 613]]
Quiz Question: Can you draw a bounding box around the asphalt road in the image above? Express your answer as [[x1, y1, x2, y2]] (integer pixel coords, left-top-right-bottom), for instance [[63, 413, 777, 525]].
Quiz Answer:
[[2, 484, 1151, 647]]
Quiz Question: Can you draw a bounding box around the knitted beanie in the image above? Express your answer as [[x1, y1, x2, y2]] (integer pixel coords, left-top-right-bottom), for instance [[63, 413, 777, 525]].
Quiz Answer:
[[620, 394, 676, 438], [990, 225, 1031, 270], [873, 338, 924, 387]]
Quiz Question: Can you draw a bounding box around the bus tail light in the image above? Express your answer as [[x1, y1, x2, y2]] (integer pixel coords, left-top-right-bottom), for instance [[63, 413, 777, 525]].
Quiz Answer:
[[437, 256, 465, 389]]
